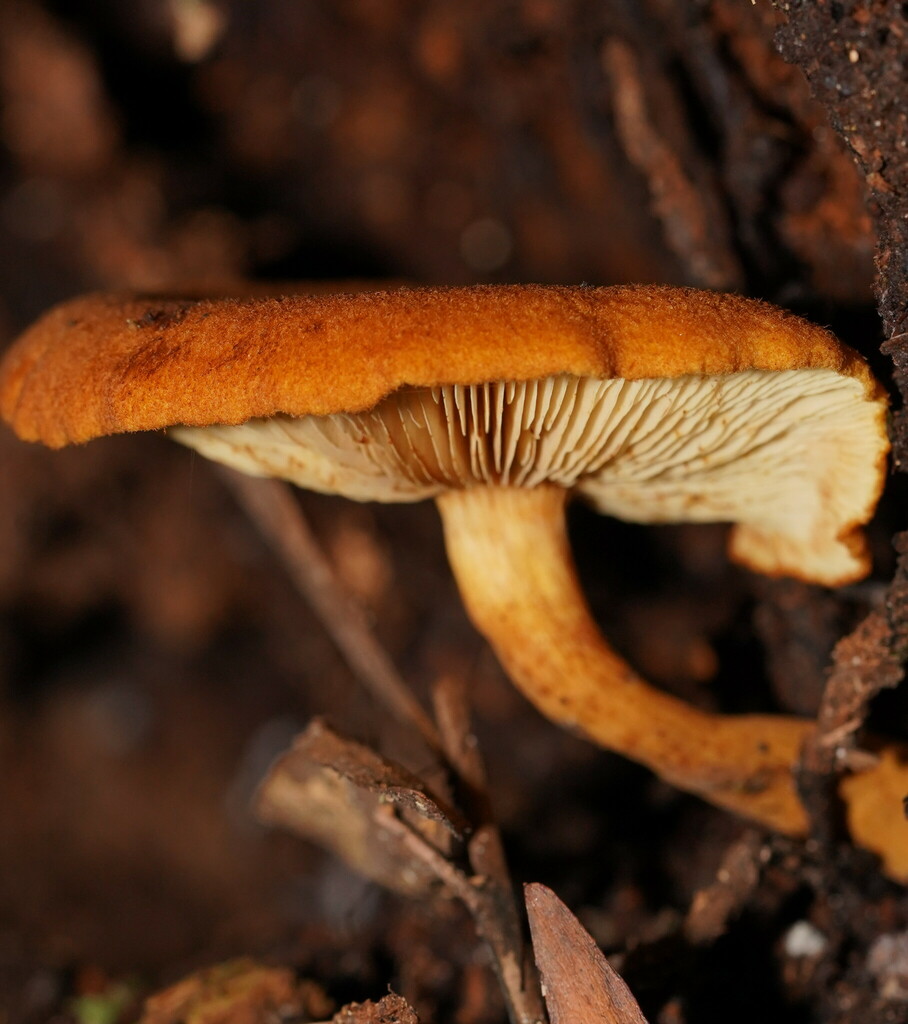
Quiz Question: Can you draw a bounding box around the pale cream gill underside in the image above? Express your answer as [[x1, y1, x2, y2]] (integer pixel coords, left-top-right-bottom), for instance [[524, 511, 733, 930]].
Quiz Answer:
[[172, 369, 883, 582]]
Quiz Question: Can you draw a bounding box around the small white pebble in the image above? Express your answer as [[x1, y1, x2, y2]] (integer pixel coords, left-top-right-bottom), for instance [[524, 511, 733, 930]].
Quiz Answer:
[[868, 932, 908, 1001], [784, 920, 828, 959], [848, 48, 860, 63]]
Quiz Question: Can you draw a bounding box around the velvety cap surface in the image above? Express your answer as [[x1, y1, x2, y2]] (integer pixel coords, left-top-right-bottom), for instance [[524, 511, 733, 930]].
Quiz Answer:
[[0, 284, 883, 446]]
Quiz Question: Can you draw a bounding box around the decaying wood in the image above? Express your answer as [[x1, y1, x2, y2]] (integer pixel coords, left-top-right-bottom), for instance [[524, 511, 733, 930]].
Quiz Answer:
[[797, 537, 908, 857], [330, 993, 420, 1024], [775, 2, 908, 450]]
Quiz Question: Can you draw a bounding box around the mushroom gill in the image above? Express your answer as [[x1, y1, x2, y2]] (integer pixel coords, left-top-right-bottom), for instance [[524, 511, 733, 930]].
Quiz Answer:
[[173, 367, 879, 584]]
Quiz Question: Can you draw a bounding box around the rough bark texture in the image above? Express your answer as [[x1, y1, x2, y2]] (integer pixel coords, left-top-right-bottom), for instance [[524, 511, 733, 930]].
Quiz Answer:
[[775, 2, 908, 453]]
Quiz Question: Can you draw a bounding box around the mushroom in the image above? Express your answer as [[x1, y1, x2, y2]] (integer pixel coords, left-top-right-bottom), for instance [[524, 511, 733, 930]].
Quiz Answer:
[[0, 284, 898, 859]]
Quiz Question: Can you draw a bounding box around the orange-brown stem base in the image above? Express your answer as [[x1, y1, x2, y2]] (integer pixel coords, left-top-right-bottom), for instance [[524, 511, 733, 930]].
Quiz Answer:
[[437, 485, 908, 880]]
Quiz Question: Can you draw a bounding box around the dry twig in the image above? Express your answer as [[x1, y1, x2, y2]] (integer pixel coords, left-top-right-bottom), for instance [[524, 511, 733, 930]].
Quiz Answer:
[[602, 37, 740, 290], [683, 832, 765, 945], [217, 468, 444, 758], [380, 812, 544, 1024], [433, 677, 546, 1024]]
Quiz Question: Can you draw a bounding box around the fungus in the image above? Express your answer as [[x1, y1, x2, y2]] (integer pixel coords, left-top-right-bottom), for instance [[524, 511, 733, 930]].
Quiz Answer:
[[0, 284, 896, 854]]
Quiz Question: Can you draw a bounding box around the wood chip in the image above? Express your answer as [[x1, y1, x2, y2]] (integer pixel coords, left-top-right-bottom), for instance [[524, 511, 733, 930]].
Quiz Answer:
[[525, 883, 649, 1024]]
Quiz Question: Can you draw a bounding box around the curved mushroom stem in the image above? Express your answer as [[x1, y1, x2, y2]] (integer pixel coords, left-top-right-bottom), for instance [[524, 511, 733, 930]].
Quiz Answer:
[[436, 484, 814, 834]]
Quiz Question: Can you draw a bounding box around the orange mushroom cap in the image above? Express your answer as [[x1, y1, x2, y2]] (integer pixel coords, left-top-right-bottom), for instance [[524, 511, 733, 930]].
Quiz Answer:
[[0, 284, 889, 585]]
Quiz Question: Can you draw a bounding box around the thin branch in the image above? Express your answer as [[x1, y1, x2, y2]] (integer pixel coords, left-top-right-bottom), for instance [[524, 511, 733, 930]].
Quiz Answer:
[[433, 677, 547, 1024], [381, 810, 545, 1024], [433, 675, 492, 818], [683, 831, 764, 945], [217, 468, 444, 758]]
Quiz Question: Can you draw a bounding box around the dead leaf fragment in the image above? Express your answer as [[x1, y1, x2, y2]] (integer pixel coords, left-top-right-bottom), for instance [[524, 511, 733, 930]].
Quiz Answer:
[[139, 958, 319, 1024], [298, 719, 466, 837], [526, 883, 649, 1024], [255, 719, 458, 896]]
